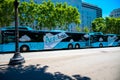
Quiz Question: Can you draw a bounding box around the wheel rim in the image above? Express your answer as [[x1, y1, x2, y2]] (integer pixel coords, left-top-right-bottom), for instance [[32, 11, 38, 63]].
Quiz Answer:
[[21, 46, 28, 52], [99, 44, 103, 47], [68, 44, 73, 49], [75, 44, 80, 48], [22, 47, 27, 51]]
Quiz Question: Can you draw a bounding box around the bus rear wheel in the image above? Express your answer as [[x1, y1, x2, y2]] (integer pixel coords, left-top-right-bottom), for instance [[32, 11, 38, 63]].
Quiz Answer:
[[99, 43, 103, 48], [68, 44, 73, 49], [20, 45, 29, 52], [75, 44, 80, 49]]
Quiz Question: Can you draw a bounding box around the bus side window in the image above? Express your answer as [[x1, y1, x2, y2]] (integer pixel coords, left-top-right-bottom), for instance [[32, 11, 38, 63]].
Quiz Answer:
[[3, 35, 15, 43], [8, 36, 15, 42], [3, 36, 8, 43], [81, 37, 86, 41], [99, 37, 103, 42]]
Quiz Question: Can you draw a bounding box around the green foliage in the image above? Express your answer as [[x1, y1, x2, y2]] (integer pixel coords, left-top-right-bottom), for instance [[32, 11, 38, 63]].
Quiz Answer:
[[0, 0, 14, 27], [76, 25, 81, 32], [19, 0, 81, 30], [0, 0, 80, 30], [19, 0, 38, 26], [36, 0, 56, 29], [105, 17, 120, 34], [92, 17, 106, 32], [92, 17, 120, 34], [83, 26, 89, 33]]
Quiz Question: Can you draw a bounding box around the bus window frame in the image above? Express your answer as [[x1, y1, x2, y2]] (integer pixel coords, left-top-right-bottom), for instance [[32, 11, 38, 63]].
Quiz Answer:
[[2, 31, 15, 44], [0, 32, 2, 44]]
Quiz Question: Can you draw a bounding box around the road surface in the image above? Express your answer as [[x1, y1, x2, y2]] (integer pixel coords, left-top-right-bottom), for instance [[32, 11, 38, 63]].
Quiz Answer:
[[0, 47, 120, 80]]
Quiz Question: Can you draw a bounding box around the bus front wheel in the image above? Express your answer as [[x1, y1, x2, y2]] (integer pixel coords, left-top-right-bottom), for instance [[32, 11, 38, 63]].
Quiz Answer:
[[20, 45, 29, 52], [68, 44, 73, 49]]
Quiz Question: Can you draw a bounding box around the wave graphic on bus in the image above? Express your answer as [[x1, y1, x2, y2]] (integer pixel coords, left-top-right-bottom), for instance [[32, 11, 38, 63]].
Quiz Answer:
[[44, 32, 68, 49]]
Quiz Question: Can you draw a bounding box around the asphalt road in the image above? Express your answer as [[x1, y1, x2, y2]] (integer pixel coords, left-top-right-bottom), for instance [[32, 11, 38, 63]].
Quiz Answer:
[[0, 47, 120, 80]]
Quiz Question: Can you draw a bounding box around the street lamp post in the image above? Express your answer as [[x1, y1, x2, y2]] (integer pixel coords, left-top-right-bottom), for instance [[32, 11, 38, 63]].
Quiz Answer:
[[9, 0, 25, 65]]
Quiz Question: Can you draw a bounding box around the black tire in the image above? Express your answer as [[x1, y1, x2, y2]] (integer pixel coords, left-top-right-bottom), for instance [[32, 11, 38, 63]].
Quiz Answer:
[[118, 43, 120, 46], [75, 44, 80, 49], [68, 44, 73, 49], [20, 45, 29, 52], [99, 43, 103, 48]]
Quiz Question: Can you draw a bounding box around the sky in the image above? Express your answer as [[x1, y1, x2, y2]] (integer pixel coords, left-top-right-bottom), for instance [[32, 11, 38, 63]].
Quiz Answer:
[[83, 0, 120, 17]]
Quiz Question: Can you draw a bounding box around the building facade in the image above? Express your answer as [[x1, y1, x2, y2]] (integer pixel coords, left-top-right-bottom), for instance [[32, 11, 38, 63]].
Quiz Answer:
[[20, 0, 102, 31], [110, 8, 120, 18], [81, 2, 102, 31]]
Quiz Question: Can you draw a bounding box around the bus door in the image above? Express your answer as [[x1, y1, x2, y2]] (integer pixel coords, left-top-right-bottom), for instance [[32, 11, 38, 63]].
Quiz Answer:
[[2, 32, 15, 52], [83, 34, 89, 47]]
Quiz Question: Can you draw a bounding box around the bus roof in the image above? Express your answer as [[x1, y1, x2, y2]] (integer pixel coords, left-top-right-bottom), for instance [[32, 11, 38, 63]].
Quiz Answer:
[[38, 30, 84, 33], [88, 32, 103, 35], [105, 34, 116, 36], [0, 26, 33, 30], [50, 30, 65, 32]]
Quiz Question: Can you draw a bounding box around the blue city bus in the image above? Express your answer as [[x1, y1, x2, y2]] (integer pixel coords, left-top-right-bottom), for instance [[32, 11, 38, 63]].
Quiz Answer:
[[0, 29, 87, 52], [88, 32, 119, 47]]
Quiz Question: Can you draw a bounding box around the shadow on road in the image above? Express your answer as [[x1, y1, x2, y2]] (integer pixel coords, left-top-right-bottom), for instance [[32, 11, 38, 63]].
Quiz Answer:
[[0, 64, 91, 80]]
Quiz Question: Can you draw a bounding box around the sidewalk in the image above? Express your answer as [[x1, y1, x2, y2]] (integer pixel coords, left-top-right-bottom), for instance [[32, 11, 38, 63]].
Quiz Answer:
[[0, 47, 120, 64]]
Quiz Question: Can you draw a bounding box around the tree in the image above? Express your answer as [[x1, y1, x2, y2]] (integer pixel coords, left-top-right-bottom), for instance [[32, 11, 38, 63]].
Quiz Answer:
[[36, 0, 56, 29], [0, 0, 81, 29], [92, 17, 120, 34], [83, 26, 89, 33], [76, 25, 81, 32], [19, 0, 81, 30], [0, 0, 14, 27], [116, 18, 120, 34], [19, 0, 38, 27], [105, 17, 120, 34], [54, 2, 80, 30], [92, 17, 106, 32]]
